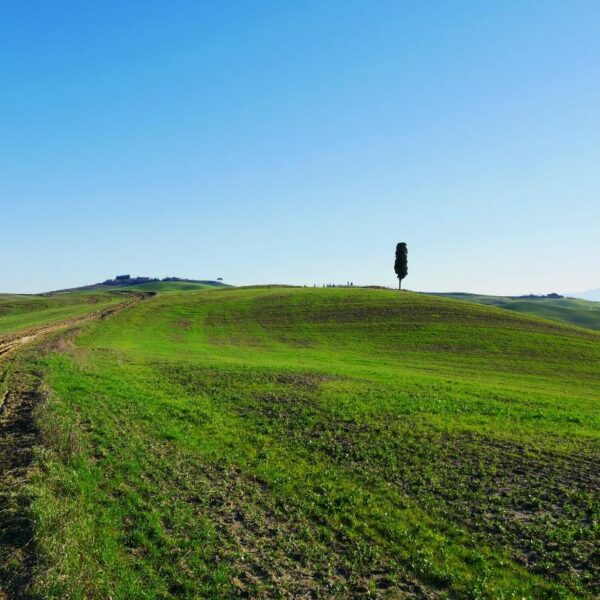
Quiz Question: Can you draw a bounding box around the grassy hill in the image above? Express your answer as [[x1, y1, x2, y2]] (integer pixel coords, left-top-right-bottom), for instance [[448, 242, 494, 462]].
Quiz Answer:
[[0, 291, 126, 336], [430, 292, 600, 331], [8, 288, 600, 598], [114, 280, 216, 292], [48, 276, 228, 294]]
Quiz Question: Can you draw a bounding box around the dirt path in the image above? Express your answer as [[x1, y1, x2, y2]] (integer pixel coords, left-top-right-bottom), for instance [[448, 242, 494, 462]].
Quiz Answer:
[[0, 366, 39, 599], [0, 293, 147, 598], [0, 293, 144, 361]]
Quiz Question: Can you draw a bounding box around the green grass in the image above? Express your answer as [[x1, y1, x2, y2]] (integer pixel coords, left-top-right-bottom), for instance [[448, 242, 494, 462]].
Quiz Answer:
[[19, 288, 600, 598], [431, 292, 600, 331], [0, 291, 125, 336], [115, 281, 217, 292]]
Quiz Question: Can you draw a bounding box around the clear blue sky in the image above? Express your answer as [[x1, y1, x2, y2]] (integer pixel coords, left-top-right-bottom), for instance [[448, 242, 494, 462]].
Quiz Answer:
[[1, 1, 599, 294]]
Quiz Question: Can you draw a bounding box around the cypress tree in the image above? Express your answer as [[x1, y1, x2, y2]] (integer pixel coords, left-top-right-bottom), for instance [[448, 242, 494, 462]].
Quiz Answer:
[[394, 242, 408, 290]]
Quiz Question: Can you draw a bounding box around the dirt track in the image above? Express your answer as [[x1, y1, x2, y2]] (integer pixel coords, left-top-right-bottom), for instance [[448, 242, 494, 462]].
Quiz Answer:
[[0, 294, 144, 362], [0, 293, 146, 598], [0, 293, 146, 414]]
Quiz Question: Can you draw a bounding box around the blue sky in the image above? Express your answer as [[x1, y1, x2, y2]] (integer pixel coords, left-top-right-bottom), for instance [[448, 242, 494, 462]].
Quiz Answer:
[[1, 1, 599, 294]]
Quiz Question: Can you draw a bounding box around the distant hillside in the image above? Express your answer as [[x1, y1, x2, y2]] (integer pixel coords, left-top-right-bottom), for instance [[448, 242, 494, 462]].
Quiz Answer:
[[50, 276, 229, 294], [430, 292, 600, 331], [116, 280, 218, 292], [570, 288, 600, 302]]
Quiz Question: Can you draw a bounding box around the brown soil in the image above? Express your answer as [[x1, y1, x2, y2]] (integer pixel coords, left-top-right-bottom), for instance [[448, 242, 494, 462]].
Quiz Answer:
[[0, 366, 40, 598], [0, 293, 146, 598]]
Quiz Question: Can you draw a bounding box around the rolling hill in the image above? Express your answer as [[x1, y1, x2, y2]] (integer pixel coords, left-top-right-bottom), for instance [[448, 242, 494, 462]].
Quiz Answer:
[[430, 291, 600, 331], [49, 276, 228, 294], [4, 286, 597, 598], [112, 280, 217, 292], [0, 291, 126, 336]]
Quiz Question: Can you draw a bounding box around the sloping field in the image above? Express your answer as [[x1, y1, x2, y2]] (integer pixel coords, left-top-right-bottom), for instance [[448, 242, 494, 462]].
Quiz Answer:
[[8, 288, 600, 598], [0, 291, 126, 336], [432, 292, 600, 331]]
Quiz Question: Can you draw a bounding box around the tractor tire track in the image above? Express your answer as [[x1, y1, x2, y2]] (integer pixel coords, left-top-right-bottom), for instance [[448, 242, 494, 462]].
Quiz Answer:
[[0, 368, 39, 599], [0, 292, 147, 598], [0, 293, 146, 361]]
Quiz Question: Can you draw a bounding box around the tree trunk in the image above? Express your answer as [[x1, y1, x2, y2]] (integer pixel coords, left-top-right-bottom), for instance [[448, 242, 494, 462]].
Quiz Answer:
[[399, 279, 402, 290]]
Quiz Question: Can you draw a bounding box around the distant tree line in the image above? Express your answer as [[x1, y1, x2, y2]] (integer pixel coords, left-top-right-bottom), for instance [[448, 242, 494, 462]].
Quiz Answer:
[[515, 293, 563, 299], [101, 275, 227, 286], [103, 275, 158, 286]]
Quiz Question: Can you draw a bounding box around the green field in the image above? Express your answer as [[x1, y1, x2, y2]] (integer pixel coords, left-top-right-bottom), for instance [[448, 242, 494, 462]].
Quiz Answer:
[[0, 291, 126, 336], [4, 287, 600, 598], [431, 292, 600, 331], [115, 281, 217, 292]]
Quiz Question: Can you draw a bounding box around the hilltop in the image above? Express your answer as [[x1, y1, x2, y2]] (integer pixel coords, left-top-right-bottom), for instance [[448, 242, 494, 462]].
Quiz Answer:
[[16, 277, 600, 333], [48, 275, 229, 294]]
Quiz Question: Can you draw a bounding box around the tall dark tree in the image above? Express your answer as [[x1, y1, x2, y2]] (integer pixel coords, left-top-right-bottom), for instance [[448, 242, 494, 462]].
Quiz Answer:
[[394, 242, 408, 289]]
